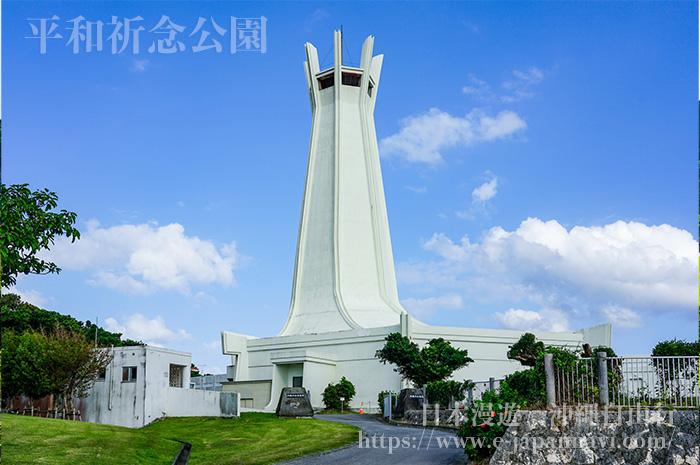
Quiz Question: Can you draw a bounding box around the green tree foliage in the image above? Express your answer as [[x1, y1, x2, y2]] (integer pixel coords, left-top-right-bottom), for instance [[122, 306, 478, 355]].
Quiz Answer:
[[2, 327, 113, 410], [2, 330, 54, 404], [457, 386, 522, 460], [506, 332, 544, 367], [499, 369, 543, 407], [652, 339, 700, 357], [1, 293, 141, 346], [1, 183, 81, 288], [651, 338, 699, 386], [48, 326, 114, 410], [426, 379, 473, 407], [375, 332, 473, 387], [508, 333, 621, 407], [321, 377, 356, 411]]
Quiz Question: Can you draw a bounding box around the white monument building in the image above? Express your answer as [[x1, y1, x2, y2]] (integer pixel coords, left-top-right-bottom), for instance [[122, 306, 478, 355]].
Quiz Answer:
[[221, 32, 611, 411]]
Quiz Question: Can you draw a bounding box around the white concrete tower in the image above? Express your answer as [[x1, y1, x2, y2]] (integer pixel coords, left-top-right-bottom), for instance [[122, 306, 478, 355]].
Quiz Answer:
[[279, 32, 406, 336]]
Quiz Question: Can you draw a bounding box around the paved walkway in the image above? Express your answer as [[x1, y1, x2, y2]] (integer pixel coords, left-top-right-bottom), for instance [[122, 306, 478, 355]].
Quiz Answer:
[[277, 414, 467, 465]]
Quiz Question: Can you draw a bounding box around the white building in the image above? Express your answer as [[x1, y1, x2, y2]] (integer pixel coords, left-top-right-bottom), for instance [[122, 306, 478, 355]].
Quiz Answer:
[[80, 346, 238, 428], [221, 31, 611, 412]]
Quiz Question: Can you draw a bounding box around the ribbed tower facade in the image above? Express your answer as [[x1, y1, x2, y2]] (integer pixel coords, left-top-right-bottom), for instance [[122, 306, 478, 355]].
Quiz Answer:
[[279, 32, 406, 336]]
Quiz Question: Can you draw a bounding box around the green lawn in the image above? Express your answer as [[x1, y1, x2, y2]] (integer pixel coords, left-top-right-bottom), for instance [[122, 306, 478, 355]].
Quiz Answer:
[[3, 412, 360, 465]]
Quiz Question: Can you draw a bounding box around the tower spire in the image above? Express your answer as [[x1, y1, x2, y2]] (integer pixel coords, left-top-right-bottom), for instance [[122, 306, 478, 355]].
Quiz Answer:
[[279, 33, 402, 336]]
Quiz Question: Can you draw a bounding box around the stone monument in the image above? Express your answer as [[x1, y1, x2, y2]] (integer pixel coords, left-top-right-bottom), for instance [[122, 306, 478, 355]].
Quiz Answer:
[[275, 387, 314, 418]]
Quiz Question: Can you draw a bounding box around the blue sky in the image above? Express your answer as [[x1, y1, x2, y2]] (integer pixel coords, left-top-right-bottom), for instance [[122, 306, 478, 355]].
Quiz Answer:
[[3, 2, 698, 374]]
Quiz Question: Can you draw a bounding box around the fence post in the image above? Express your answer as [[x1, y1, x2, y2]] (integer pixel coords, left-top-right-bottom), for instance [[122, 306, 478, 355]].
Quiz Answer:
[[544, 353, 556, 408], [597, 352, 609, 406]]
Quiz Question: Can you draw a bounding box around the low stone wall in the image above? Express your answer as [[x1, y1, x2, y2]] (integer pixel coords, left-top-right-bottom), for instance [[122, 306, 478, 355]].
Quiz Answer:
[[402, 409, 464, 427], [490, 409, 699, 465]]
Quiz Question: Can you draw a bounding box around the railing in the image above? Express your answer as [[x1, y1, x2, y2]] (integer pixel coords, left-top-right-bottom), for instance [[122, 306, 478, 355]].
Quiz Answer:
[[547, 354, 699, 408], [608, 356, 698, 408], [466, 378, 504, 405]]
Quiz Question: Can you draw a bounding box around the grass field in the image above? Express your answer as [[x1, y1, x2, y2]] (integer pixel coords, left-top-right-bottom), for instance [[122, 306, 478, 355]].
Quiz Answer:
[[3, 412, 360, 465]]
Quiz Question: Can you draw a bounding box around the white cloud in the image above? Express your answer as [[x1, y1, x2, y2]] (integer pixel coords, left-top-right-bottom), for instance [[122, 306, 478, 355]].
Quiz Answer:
[[501, 67, 545, 102], [189, 291, 219, 308], [472, 177, 499, 203], [495, 307, 570, 332], [131, 59, 149, 72], [202, 340, 221, 352], [400, 219, 697, 324], [42, 220, 240, 295], [462, 74, 491, 97], [404, 185, 428, 194], [597, 305, 644, 329], [104, 313, 192, 346], [380, 108, 526, 164], [511, 67, 544, 86], [401, 293, 463, 319], [4, 287, 48, 308]]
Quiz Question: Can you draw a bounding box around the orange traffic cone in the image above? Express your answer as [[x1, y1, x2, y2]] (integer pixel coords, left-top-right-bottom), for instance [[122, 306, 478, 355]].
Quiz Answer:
[[359, 403, 364, 414]]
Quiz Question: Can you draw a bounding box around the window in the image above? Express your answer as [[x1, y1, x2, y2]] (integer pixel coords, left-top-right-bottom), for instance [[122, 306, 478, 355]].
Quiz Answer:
[[122, 366, 137, 382], [318, 73, 334, 90], [342, 72, 361, 87], [169, 364, 184, 388], [97, 368, 107, 381], [292, 376, 303, 388]]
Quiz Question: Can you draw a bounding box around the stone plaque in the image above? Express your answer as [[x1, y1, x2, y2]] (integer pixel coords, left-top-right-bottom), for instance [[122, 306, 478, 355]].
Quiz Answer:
[[394, 388, 425, 418], [275, 387, 314, 418]]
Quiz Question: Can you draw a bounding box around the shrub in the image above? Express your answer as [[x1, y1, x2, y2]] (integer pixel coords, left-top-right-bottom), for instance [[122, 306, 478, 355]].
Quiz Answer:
[[500, 369, 543, 407], [457, 386, 524, 460], [506, 332, 544, 367], [322, 377, 356, 410], [426, 380, 472, 407]]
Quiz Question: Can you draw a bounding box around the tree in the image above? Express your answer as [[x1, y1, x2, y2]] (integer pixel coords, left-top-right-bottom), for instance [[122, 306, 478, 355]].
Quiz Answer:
[[375, 332, 473, 387], [2, 330, 54, 406], [1, 293, 142, 346], [1, 326, 113, 411], [426, 379, 472, 407], [322, 377, 356, 411], [47, 326, 114, 411], [1, 183, 81, 288], [506, 332, 544, 367]]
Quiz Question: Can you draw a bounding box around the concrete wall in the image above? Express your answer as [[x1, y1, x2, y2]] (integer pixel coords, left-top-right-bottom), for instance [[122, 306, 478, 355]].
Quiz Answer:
[[222, 380, 272, 409], [222, 321, 611, 413], [81, 346, 238, 428]]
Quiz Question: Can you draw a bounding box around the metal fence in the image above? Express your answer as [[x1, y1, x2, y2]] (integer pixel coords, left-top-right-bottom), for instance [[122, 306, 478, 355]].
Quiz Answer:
[[608, 356, 698, 408], [466, 378, 504, 405], [549, 354, 699, 408]]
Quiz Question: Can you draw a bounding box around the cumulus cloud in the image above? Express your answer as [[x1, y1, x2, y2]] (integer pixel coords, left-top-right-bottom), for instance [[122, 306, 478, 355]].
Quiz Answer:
[[105, 313, 192, 346], [596, 305, 644, 329], [42, 220, 240, 295], [472, 177, 499, 203], [4, 287, 48, 308], [380, 108, 526, 164], [495, 307, 570, 332], [399, 218, 697, 328], [401, 293, 463, 319]]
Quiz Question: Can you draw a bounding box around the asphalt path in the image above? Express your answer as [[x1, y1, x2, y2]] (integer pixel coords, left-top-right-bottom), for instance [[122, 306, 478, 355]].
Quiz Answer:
[[277, 414, 468, 465]]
